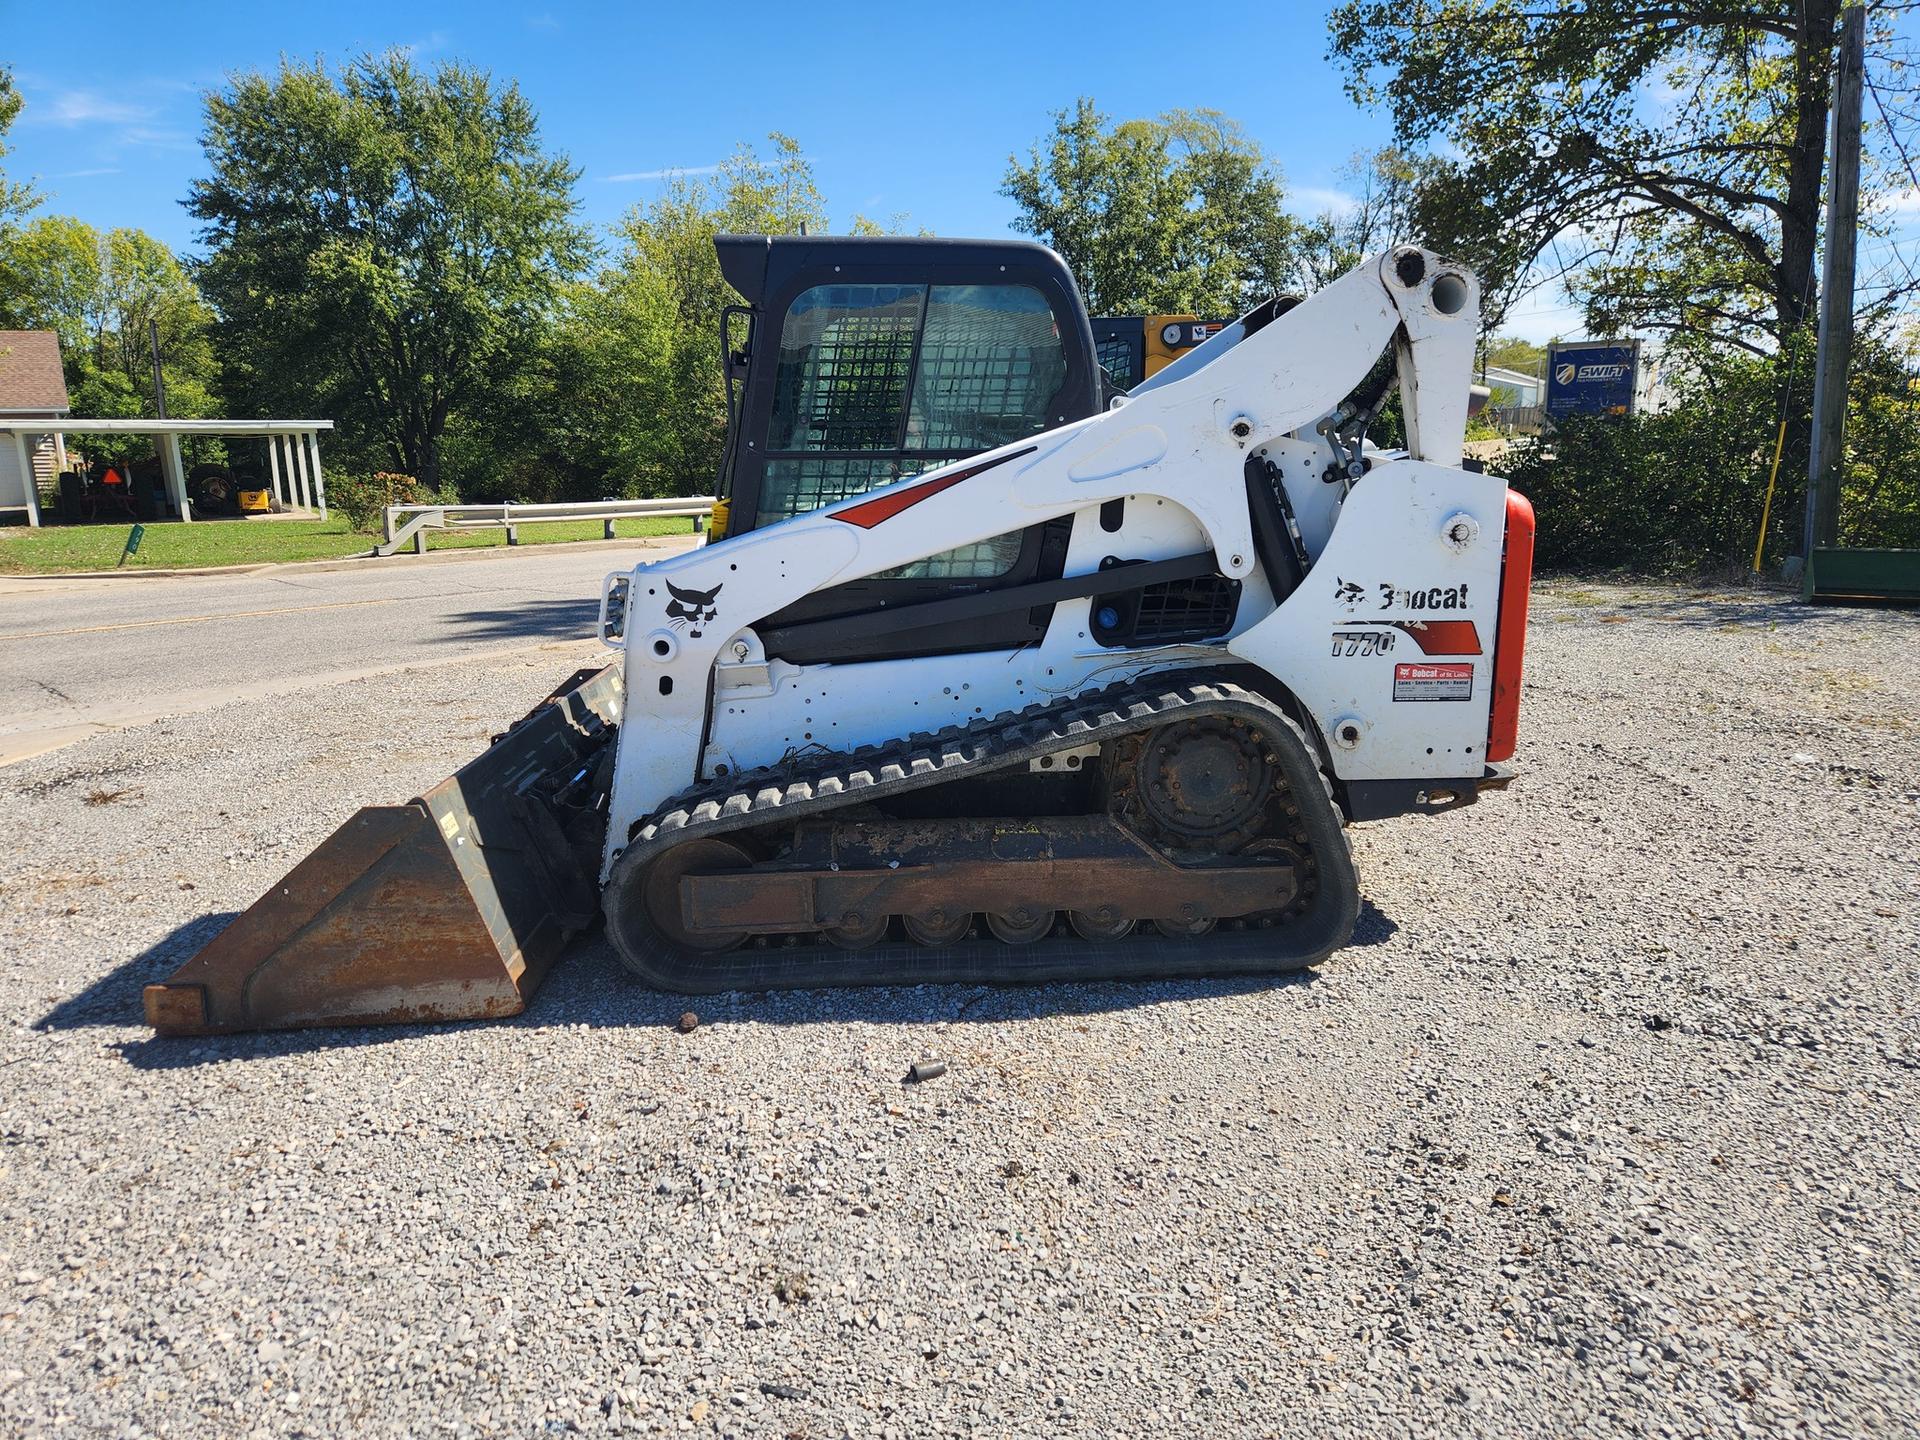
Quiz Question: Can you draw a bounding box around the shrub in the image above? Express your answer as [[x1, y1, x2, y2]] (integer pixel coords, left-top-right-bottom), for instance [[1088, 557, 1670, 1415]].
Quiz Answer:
[[329, 471, 451, 534], [1502, 330, 1920, 575], [1503, 409, 1772, 574]]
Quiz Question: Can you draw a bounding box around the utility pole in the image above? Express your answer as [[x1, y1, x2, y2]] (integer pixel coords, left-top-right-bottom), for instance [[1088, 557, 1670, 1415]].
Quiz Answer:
[[1804, 3, 1865, 557], [149, 318, 168, 420]]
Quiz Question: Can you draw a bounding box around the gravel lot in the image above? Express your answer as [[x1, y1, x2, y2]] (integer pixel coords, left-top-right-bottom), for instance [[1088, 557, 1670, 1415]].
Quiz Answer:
[[2, 580, 1916, 1438]]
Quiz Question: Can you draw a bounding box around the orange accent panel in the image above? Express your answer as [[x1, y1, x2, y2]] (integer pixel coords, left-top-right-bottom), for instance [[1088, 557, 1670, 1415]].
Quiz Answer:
[[828, 445, 1035, 530], [1486, 489, 1535, 763], [830, 471, 971, 529], [1391, 619, 1482, 655]]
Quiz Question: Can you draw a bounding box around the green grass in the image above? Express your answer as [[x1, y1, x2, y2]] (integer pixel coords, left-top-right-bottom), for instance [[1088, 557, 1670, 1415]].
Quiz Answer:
[[0, 513, 697, 574]]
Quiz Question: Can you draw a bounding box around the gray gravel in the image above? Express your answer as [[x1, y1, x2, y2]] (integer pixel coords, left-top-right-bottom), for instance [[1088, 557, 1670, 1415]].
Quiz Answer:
[[1, 579, 1916, 1438]]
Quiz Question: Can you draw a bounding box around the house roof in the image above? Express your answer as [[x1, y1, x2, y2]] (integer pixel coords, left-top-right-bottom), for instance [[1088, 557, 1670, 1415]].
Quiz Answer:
[[1482, 365, 1542, 388], [0, 331, 71, 414]]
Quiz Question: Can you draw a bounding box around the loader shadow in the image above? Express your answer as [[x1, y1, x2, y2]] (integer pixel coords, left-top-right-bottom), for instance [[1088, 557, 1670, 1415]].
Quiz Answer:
[[441, 598, 603, 645], [36, 911, 239, 1033], [67, 899, 1396, 1070]]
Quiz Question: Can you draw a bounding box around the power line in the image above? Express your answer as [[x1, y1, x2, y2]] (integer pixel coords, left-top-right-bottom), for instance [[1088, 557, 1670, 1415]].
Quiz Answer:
[[1863, 75, 1920, 302]]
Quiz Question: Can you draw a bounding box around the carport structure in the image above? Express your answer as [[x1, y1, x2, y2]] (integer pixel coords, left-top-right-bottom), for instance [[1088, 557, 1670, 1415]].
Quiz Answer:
[[0, 418, 334, 526]]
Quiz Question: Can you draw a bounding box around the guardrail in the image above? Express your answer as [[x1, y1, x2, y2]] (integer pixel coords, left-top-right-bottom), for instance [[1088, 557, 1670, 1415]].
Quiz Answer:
[[376, 496, 715, 556]]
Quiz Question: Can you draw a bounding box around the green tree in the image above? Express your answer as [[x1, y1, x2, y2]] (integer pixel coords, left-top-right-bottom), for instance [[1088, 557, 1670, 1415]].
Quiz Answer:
[[1502, 316, 1920, 569], [0, 215, 99, 352], [0, 66, 37, 229], [1289, 148, 1419, 293], [484, 135, 829, 502], [1327, 1, 1920, 556], [1325, 2, 1882, 369], [0, 216, 218, 419], [1832, 324, 1920, 550], [1002, 100, 1298, 315], [1483, 337, 1546, 378], [189, 53, 591, 490]]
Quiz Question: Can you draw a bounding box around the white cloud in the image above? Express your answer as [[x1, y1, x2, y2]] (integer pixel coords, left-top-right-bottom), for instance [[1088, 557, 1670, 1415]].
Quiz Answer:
[[1500, 292, 1589, 344], [56, 167, 122, 178], [1286, 185, 1359, 218], [1645, 68, 1689, 117], [29, 89, 154, 127], [1878, 185, 1920, 215], [396, 30, 450, 57], [526, 11, 560, 28], [604, 164, 722, 182], [121, 126, 195, 151]]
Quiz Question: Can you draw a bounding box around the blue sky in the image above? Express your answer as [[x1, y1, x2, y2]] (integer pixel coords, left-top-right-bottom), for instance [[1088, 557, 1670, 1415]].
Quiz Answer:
[[8, 1, 1588, 333]]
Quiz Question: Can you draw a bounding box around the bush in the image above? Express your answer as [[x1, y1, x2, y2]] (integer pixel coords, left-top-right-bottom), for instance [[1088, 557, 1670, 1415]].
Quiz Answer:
[[1502, 331, 1920, 575], [1503, 409, 1772, 574], [328, 471, 451, 534]]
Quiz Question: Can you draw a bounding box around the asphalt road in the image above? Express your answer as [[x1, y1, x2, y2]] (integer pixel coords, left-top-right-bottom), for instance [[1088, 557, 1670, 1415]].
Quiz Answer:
[[0, 538, 696, 764]]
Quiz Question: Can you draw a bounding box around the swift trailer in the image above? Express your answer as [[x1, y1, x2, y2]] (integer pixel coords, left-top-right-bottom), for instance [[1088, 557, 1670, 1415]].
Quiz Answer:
[[145, 239, 1535, 1035], [1545, 341, 1640, 419]]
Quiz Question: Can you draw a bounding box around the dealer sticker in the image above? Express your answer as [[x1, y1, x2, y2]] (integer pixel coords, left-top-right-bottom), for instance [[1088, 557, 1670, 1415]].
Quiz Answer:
[[1393, 661, 1474, 702]]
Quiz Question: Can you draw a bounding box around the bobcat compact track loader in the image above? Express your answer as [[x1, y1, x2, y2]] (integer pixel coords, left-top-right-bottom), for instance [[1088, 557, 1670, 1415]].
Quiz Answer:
[[145, 238, 1534, 1035]]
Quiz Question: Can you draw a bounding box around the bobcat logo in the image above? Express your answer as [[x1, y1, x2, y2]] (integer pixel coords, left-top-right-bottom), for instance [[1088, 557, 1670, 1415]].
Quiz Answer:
[[664, 579, 723, 638], [1333, 577, 1366, 609]]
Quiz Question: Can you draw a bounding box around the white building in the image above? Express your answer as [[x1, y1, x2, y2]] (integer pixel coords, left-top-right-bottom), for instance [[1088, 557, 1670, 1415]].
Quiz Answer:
[[0, 331, 71, 520], [1481, 364, 1543, 408]]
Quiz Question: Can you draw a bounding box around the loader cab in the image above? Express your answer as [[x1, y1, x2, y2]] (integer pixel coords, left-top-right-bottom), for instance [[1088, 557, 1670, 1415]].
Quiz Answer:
[[711, 233, 1102, 660]]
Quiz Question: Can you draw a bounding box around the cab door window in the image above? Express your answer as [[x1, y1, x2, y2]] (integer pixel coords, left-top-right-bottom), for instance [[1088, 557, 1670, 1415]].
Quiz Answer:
[[759, 282, 1069, 583]]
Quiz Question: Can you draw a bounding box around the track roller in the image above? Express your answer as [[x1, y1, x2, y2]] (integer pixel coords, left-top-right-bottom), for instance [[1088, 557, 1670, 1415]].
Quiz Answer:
[[986, 909, 1055, 945], [1154, 914, 1217, 938], [823, 912, 890, 948], [1069, 907, 1134, 941], [902, 909, 972, 945]]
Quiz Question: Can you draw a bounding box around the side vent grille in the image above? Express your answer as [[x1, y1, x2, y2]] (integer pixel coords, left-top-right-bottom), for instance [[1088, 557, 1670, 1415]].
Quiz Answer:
[[1090, 563, 1241, 648]]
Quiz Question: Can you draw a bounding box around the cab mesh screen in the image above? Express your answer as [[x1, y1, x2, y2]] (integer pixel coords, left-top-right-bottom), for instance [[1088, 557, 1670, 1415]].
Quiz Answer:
[[1096, 336, 1139, 389], [768, 286, 922, 453], [908, 287, 1066, 450], [760, 457, 902, 521], [761, 282, 1066, 579]]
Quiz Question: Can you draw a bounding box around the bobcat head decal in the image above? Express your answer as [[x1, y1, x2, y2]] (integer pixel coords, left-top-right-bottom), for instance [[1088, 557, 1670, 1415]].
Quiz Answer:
[[664, 579, 723, 638]]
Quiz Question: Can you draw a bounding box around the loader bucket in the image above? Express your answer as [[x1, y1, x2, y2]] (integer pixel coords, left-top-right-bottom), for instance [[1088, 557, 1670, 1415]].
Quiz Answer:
[[144, 665, 624, 1036]]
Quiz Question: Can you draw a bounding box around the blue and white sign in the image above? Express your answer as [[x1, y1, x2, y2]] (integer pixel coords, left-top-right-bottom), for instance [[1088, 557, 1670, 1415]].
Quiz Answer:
[[1545, 342, 1639, 418]]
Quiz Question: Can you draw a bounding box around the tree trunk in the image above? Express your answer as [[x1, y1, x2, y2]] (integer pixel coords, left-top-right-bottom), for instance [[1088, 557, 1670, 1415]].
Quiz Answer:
[[1772, 0, 1842, 554], [383, 400, 442, 491], [1779, 0, 1840, 342]]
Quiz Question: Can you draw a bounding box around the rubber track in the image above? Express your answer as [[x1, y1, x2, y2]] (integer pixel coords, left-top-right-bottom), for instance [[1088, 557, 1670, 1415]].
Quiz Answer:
[[601, 671, 1361, 994]]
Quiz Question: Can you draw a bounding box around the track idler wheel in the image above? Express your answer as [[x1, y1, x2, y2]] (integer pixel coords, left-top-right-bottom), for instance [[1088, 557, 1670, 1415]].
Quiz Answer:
[[902, 909, 971, 945], [642, 838, 753, 953], [986, 908, 1054, 945]]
